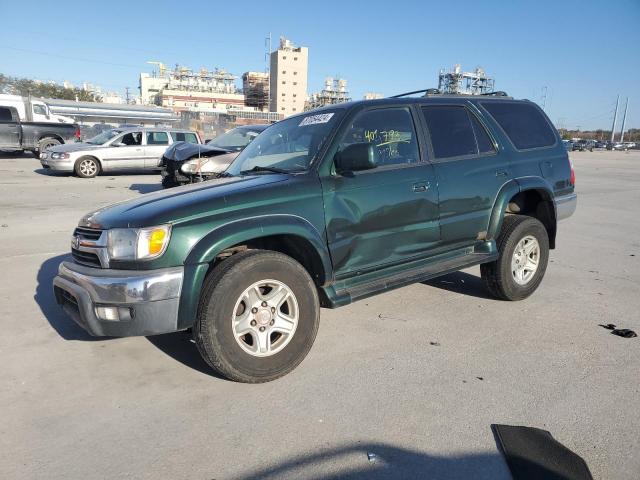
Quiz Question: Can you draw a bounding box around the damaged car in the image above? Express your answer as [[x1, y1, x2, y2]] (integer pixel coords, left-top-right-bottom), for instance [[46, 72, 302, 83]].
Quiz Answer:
[[159, 124, 268, 188]]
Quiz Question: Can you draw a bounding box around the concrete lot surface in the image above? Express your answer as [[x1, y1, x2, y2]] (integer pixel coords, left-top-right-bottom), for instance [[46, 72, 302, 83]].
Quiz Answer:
[[1, 151, 639, 479]]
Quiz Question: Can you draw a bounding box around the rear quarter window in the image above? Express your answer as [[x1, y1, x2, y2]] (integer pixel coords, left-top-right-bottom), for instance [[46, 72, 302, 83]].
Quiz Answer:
[[170, 132, 199, 144], [0, 107, 16, 122], [481, 102, 556, 150]]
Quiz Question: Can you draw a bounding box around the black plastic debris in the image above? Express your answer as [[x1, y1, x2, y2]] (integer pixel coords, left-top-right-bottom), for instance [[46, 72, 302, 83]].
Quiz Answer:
[[429, 341, 440, 346], [492, 424, 593, 480], [599, 324, 637, 338], [476, 376, 484, 381]]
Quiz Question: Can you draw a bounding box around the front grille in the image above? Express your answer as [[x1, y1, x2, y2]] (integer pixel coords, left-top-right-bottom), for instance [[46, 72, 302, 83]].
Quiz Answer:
[[74, 226, 102, 241], [72, 248, 102, 267]]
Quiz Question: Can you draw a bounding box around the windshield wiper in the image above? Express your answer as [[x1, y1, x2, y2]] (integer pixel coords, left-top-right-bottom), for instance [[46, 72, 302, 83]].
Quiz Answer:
[[216, 171, 234, 178], [240, 165, 291, 175]]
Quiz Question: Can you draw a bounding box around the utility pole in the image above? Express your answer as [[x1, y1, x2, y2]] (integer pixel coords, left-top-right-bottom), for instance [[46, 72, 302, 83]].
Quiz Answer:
[[610, 95, 619, 143], [541, 86, 548, 111], [265, 33, 272, 112], [619, 97, 629, 143], [125, 86, 131, 104]]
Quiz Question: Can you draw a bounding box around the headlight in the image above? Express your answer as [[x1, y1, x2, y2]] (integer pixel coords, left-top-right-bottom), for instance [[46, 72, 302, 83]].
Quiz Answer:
[[180, 162, 198, 174], [50, 152, 70, 159], [107, 225, 171, 260]]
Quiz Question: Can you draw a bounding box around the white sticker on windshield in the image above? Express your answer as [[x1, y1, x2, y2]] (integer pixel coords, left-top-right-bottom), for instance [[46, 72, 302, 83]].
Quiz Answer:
[[299, 113, 334, 126]]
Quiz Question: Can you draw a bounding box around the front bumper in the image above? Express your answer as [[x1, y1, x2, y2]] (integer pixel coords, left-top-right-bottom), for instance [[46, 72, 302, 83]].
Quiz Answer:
[[53, 261, 184, 337], [555, 193, 577, 221], [40, 153, 74, 171]]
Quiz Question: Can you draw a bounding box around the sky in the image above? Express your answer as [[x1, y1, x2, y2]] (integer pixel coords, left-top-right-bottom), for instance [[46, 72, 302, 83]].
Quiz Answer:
[[1, 0, 638, 131]]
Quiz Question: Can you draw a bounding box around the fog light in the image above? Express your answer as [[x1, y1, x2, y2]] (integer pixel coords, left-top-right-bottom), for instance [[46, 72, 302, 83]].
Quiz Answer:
[[95, 306, 132, 322]]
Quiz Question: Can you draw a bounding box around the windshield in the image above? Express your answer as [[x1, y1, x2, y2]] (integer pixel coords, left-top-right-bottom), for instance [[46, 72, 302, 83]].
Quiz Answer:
[[86, 129, 123, 145], [226, 110, 343, 175], [207, 127, 264, 152]]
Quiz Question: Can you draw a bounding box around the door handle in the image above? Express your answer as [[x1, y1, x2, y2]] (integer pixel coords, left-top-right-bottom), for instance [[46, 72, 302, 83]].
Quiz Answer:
[[495, 169, 508, 177], [135, 148, 142, 151], [412, 182, 430, 192]]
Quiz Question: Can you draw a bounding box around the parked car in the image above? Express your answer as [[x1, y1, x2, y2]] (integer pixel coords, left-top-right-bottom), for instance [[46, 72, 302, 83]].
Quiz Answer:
[[611, 142, 628, 151], [53, 93, 576, 383], [39, 127, 200, 178], [572, 139, 594, 151], [0, 105, 79, 155], [562, 139, 573, 151], [594, 141, 607, 149], [159, 124, 269, 188]]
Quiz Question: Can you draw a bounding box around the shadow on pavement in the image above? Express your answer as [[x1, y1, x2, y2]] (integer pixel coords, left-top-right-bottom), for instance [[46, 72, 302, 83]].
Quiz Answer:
[[129, 182, 163, 194], [146, 331, 224, 379], [35, 253, 109, 341], [227, 443, 511, 480], [422, 271, 494, 300]]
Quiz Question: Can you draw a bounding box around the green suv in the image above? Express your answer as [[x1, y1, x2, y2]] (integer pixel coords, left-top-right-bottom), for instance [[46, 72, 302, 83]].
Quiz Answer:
[[53, 92, 577, 383]]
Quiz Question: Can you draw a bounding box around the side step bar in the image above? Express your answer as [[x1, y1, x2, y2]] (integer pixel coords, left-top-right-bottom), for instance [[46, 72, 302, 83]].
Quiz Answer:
[[322, 243, 497, 308]]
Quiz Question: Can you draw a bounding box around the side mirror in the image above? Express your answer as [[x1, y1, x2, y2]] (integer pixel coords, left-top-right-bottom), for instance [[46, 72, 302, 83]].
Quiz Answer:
[[112, 141, 126, 147], [334, 142, 377, 173]]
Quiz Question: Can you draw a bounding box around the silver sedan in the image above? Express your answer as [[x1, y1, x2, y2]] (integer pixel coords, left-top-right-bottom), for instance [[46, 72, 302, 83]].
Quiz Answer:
[[39, 127, 201, 178]]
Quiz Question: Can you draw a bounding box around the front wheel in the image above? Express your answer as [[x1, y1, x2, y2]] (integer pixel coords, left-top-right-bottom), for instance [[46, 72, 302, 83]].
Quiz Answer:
[[481, 215, 549, 301], [75, 157, 100, 178], [194, 250, 320, 383]]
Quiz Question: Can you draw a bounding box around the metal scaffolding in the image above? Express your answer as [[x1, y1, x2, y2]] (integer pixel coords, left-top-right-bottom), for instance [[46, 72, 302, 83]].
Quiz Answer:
[[306, 77, 351, 111], [438, 64, 495, 95]]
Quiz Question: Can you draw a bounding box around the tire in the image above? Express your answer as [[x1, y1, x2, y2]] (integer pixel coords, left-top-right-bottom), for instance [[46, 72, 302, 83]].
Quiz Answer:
[[481, 215, 549, 301], [38, 137, 61, 154], [194, 250, 320, 383], [74, 156, 100, 178], [161, 175, 178, 189]]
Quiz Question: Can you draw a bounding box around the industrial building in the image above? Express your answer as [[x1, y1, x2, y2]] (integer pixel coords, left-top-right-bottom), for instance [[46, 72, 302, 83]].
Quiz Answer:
[[139, 63, 244, 111], [306, 77, 351, 111], [364, 92, 383, 100], [438, 64, 495, 95], [269, 37, 309, 116], [242, 72, 270, 111]]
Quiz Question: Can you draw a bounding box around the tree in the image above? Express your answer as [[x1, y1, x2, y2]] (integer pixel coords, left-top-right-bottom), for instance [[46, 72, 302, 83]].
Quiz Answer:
[[0, 73, 100, 102]]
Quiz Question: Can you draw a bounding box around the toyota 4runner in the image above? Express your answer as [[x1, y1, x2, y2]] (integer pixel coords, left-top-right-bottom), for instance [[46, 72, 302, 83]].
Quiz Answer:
[[53, 91, 577, 383]]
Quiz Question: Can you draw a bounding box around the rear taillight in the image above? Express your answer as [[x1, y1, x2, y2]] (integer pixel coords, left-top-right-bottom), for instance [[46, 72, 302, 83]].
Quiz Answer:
[[74, 128, 81, 139], [569, 158, 575, 186]]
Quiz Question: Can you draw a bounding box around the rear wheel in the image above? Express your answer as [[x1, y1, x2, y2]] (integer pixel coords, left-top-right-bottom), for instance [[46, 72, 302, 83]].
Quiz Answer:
[[481, 215, 549, 301], [75, 157, 100, 178], [38, 137, 61, 154], [194, 250, 320, 383]]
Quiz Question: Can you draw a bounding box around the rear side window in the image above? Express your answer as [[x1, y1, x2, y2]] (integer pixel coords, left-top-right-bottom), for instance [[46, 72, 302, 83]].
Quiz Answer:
[[170, 132, 199, 144], [421, 106, 495, 159], [482, 102, 556, 149], [0, 107, 15, 122], [146, 131, 169, 145]]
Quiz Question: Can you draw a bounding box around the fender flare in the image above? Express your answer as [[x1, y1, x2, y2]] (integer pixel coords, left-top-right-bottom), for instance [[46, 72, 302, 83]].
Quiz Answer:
[[177, 215, 333, 330], [486, 177, 556, 241], [185, 214, 332, 274]]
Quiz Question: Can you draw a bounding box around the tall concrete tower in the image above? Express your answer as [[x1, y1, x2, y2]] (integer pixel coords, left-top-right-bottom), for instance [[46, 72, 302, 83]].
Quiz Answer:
[[269, 37, 308, 117]]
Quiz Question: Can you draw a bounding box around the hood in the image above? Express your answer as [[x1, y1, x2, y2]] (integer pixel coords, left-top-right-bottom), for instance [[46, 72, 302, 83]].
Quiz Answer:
[[163, 141, 230, 162], [48, 142, 104, 153], [79, 173, 289, 229]]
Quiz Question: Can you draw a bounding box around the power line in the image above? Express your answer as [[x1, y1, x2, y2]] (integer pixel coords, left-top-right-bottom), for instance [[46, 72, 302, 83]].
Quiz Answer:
[[0, 45, 140, 69]]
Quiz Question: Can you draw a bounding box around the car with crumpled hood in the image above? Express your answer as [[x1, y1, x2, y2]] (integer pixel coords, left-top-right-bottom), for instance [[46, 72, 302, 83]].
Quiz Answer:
[[159, 124, 268, 188]]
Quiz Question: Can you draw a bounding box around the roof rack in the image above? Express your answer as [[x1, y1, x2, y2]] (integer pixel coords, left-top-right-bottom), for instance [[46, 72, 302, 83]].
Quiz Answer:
[[390, 88, 441, 98], [391, 89, 510, 99]]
